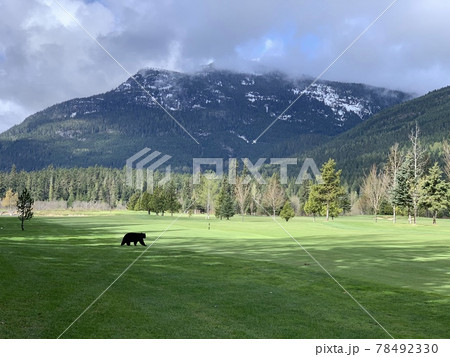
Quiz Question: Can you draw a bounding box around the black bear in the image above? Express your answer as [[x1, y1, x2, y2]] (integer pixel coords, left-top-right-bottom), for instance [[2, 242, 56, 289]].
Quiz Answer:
[[121, 232, 146, 246]]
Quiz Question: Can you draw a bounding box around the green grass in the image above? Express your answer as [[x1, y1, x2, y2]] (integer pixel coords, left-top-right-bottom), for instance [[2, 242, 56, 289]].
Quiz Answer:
[[0, 213, 449, 338]]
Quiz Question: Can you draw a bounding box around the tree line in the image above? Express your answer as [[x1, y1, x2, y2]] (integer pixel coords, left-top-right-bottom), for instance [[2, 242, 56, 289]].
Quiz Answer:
[[359, 124, 450, 224], [1, 125, 449, 223]]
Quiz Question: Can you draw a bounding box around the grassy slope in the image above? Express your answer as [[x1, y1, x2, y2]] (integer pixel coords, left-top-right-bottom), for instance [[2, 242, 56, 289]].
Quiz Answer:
[[0, 213, 449, 339]]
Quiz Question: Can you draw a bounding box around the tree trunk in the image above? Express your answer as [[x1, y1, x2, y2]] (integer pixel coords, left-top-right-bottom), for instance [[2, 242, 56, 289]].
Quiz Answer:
[[326, 203, 329, 221], [433, 211, 437, 225], [393, 205, 396, 223], [408, 213, 412, 224], [21, 217, 24, 231]]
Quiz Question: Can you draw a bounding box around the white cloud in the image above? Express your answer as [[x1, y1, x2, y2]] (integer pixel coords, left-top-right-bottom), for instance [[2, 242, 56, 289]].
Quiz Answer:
[[1, 0, 450, 132], [0, 99, 31, 132]]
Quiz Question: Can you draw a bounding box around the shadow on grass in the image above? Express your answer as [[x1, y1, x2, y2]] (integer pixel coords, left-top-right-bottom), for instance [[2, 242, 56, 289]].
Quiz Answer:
[[1, 219, 450, 339]]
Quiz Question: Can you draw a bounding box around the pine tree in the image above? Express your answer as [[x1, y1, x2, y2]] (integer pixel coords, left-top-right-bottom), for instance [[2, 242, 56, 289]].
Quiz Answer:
[[280, 201, 295, 222], [339, 189, 352, 215], [304, 187, 322, 222], [17, 188, 34, 231], [164, 181, 181, 216], [152, 185, 166, 215], [419, 163, 450, 225], [140, 191, 152, 214], [298, 178, 312, 215], [215, 178, 235, 220], [322, 201, 341, 220], [311, 159, 345, 221], [127, 192, 141, 211], [392, 156, 414, 222]]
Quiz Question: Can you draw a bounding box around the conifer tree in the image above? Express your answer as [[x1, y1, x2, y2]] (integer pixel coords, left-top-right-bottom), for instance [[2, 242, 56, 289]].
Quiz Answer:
[[298, 178, 312, 215], [164, 181, 181, 216], [215, 178, 235, 220], [280, 201, 295, 222], [419, 163, 450, 225], [152, 185, 165, 215], [304, 188, 322, 222], [140, 191, 152, 214], [311, 159, 345, 221], [17, 188, 34, 231], [127, 192, 141, 210], [392, 155, 414, 222]]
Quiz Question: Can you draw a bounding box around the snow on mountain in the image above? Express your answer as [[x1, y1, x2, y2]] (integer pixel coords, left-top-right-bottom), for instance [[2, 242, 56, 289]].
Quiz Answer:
[[0, 67, 412, 171], [111, 68, 408, 129], [303, 83, 372, 120]]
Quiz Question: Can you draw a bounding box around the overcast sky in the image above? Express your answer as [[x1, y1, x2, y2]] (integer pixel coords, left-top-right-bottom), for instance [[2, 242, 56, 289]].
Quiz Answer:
[[1, 0, 449, 133]]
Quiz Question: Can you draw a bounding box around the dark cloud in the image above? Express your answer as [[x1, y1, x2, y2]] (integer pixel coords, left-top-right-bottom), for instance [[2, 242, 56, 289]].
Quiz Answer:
[[1, 0, 449, 132]]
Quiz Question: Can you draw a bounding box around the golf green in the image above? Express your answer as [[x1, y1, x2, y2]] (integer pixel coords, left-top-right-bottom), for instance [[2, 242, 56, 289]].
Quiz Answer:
[[0, 213, 449, 338]]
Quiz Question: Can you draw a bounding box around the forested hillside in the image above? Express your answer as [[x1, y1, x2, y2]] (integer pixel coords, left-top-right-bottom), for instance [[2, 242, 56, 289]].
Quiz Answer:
[[305, 86, 450, 188], [0, 68, 409, 171]]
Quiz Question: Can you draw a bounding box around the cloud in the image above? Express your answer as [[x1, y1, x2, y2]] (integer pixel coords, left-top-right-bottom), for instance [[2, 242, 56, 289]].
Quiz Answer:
[[1, 0, 450, 132]]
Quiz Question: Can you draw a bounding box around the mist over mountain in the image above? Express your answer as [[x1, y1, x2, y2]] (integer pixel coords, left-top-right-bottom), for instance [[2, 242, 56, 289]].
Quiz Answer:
[[0, 68, 410, 171]]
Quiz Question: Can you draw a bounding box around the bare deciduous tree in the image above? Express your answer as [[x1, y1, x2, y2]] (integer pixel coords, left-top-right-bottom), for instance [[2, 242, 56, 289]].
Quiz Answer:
[[385, 143, 403, 223], [409, 123, 427, 224], [262, 174, 285, 217], [1, 189, 18, 214], [289, 195, 301, 215], [234, 175, 251, 220], [361, 164, 388, 222]]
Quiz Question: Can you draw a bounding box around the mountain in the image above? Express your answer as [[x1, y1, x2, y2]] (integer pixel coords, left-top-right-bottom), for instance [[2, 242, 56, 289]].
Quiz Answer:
[[304, 85, 450, 188], [0, 68, 410, 171]]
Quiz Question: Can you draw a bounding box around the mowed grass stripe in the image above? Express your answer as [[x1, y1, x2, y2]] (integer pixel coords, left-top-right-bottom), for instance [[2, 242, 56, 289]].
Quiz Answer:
[[0, 213, 449, 338]]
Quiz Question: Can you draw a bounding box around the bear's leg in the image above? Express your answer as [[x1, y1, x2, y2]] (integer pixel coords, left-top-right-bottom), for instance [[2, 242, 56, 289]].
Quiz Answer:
[[134, 240, 138, 246], [121, 239, 125, 246], [140, 239, 146, 246], [127, 241, 131, 246]]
